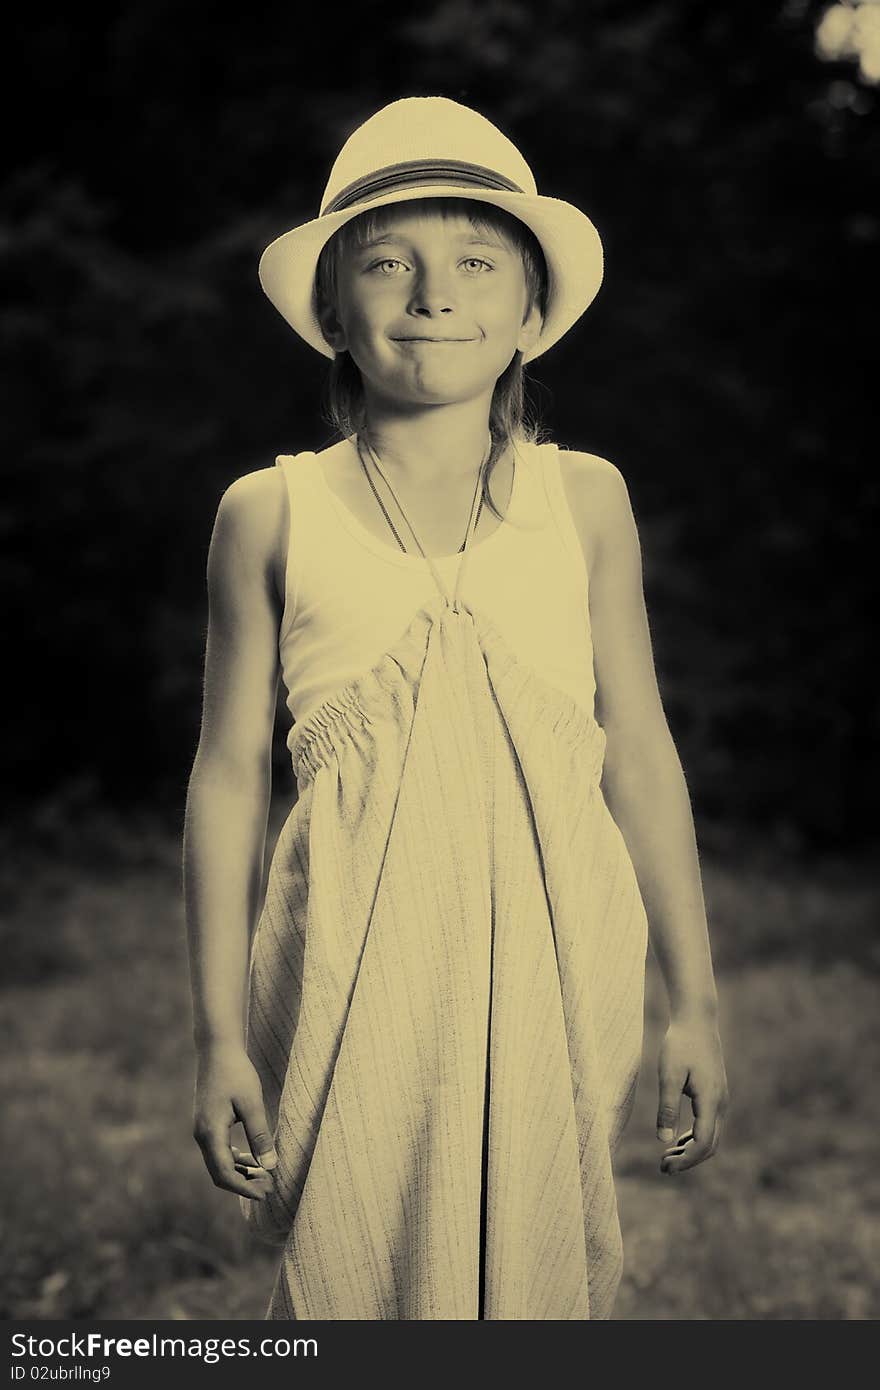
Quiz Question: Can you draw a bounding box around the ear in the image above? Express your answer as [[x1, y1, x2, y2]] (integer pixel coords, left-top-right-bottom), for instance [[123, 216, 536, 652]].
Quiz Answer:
[[317, 299, 348, 353], [517, 297, 543, 354]]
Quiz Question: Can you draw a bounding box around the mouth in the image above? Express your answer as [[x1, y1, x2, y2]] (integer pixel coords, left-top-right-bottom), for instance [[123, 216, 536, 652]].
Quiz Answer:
[[392, 336, 477, 344]]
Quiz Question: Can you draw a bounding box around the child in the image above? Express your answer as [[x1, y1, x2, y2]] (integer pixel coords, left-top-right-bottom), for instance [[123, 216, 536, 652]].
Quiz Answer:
[[183, 96, 728, 1321]]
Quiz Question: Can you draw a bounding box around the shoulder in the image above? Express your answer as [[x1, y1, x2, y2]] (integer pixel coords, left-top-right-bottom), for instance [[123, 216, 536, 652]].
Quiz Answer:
[[217, 463, 287, 526], [556, 447, 633, 510], [210, 464, 289, 597], [555, 448, 640, 570]]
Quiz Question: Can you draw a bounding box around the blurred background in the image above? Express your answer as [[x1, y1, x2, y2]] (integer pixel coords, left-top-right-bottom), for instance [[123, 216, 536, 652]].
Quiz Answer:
[[4, 0, 878, 1319]]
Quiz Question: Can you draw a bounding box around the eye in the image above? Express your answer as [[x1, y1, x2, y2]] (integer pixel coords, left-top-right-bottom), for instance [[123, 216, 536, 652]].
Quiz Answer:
[[461, 257, 493, 273], [369, 258, 408, 274]]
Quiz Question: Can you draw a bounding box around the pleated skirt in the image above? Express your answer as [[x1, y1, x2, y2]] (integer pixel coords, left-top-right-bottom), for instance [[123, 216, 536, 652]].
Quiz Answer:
[[239, 594, 649, 1319]]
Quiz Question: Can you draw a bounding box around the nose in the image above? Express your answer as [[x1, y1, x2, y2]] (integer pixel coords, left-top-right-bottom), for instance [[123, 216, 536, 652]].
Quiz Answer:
[[407, 264, 456, 318]]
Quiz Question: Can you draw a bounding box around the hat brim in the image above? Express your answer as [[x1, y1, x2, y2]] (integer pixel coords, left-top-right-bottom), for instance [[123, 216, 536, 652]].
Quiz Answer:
[[258, 184, 603, 363]]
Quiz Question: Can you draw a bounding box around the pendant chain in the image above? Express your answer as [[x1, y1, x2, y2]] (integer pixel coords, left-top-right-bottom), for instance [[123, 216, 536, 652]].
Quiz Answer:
[[355, 434, 488, 559]]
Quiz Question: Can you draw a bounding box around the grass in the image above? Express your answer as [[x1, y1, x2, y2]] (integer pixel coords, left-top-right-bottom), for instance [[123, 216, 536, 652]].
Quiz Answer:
[[2, 799, 877, 1320]]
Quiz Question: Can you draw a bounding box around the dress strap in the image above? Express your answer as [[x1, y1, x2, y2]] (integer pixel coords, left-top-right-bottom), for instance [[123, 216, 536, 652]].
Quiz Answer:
[[450, 460, 487, 613], [539, 443, 590, 588], [356, 435, 489, 613], [273, 453, 308, 647]]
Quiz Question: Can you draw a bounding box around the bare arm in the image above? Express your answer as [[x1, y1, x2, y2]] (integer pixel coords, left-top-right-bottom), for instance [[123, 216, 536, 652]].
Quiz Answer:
[[563, 452, 729, 1173], [182, 466, 287, 1199]]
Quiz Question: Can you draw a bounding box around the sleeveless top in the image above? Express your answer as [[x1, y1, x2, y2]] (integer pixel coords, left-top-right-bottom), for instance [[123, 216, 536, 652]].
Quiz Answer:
[[243, 436, 650, 1319], [274, 439, 596, 732]]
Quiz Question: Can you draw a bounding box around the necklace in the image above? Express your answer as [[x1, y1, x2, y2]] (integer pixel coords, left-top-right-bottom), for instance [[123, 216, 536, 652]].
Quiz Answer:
[[355, 434, 488, 558], [354, 432, 490, 613]]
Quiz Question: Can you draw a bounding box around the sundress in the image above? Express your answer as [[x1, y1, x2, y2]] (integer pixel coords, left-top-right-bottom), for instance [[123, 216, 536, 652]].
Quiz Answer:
[[239, 441, 649, 1319]]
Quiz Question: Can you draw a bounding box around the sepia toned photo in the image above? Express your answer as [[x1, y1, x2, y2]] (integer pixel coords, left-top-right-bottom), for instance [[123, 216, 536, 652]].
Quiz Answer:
[[5, 2, 877, 1331]]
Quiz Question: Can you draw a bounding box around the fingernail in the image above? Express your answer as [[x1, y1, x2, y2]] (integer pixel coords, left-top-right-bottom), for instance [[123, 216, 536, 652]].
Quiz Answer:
[[658, 1128, 674, 1143], [257, 1149, 278, 1170]]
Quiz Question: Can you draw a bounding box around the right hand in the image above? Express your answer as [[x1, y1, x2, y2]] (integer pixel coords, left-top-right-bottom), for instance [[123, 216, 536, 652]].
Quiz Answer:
[[192, 1041, 279, 1202]]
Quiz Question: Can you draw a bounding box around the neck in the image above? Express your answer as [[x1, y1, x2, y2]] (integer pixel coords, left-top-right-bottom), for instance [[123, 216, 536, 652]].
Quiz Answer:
[[357, 390, 495, 483]]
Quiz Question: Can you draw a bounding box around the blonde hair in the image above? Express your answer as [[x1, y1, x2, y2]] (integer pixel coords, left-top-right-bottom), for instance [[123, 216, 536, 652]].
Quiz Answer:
[[314, 197, 550, 522]]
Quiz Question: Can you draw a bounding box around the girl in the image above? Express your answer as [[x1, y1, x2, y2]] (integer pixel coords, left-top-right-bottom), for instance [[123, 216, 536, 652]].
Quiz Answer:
[[183, 96, 728, 1321]]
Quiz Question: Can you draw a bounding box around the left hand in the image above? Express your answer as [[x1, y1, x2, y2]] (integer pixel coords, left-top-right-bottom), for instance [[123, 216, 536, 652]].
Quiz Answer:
[[656, 1015, 729, 1174]]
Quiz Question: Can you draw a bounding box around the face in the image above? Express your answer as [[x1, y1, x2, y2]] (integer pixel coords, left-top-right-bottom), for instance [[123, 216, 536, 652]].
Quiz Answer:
[[318, 205, 543, 407]]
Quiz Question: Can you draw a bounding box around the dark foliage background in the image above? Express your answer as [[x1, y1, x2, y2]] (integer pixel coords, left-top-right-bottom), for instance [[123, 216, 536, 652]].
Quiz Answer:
[[5, 1, 877, 852]]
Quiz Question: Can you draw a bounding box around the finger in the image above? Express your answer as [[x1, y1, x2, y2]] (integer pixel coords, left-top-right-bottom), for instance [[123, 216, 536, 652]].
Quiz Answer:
[[194, 1125, 268, 1200], [656, 1069, 686, 1144], [236, 1098, 279, 1172], [671, 1086, 722, 1168], [715, 1107, 727, 1151], [663, 1073, 723, 1159], [662, 1126, 694, 1153], [231, 1145, 275, 1182], [662, 1142, 712, 1173], [232, 1148, 269, 1175], [660, 1120, 718, 1173], [659, 1134, 696, 1173]]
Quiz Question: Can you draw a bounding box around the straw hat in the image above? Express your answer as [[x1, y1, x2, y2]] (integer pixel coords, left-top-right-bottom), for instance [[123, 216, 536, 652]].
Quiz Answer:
[[258, 96, 604, 363]]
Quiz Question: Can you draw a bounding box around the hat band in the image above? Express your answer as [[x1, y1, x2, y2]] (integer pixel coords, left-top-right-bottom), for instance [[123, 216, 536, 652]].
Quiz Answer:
[[322, 158, 526, 216]]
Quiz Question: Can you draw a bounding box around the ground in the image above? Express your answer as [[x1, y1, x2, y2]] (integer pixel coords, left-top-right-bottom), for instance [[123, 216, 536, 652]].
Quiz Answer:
[[3, 802, 877, 1320]]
